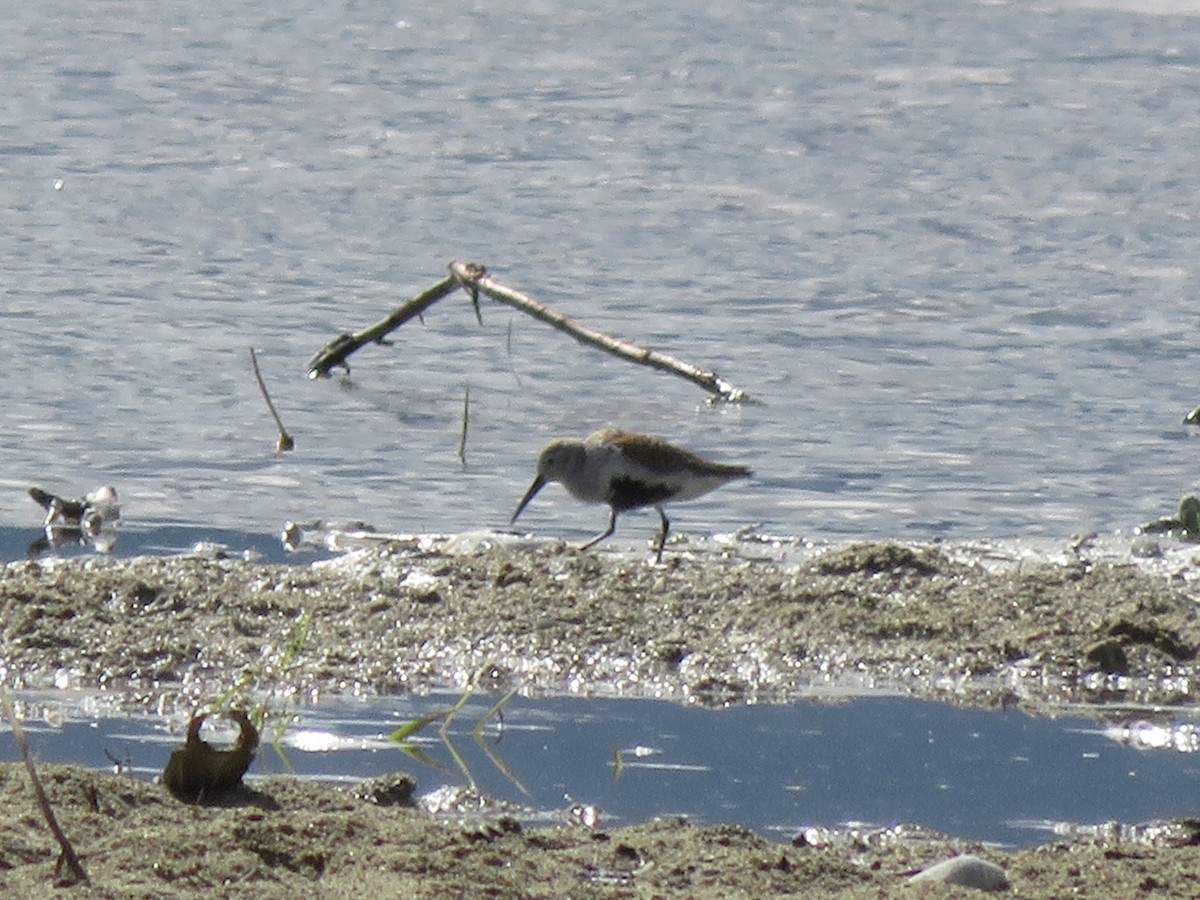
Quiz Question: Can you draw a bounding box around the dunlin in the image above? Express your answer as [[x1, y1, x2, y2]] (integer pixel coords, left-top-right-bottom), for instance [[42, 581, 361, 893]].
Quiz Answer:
[[510, 428, 752, 561]]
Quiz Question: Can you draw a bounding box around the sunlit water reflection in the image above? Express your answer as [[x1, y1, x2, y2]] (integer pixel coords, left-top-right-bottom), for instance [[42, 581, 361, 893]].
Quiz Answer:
[[5, 688, 1199, 847]]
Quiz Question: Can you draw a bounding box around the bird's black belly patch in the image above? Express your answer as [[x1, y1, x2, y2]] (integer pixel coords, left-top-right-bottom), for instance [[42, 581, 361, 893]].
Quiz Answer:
[[608, 477, 674, 511]]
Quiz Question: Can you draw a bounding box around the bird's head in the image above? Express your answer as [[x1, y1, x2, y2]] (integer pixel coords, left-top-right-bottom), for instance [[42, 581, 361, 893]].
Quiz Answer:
[[510, 438, 586, 524]]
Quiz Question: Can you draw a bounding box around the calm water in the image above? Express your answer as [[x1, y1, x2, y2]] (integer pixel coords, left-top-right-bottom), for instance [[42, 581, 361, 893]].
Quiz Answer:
[[6, 689, 1200, 847], [5, 0, 1200, 550]]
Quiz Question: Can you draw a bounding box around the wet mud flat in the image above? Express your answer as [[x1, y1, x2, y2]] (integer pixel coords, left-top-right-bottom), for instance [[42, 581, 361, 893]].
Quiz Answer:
[[3, 536, 1200, 895], [2, 534, 1198, 707], [2, 762, 1200, 898]]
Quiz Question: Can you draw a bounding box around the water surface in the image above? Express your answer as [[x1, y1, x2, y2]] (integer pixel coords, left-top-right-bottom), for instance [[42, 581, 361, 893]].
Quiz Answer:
[[5, 0, 1200, 550], [6, 689, 1200, 847]]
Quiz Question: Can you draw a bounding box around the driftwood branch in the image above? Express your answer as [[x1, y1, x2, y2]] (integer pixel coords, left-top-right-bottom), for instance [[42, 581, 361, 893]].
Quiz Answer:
[[308, 262, 750, 402]]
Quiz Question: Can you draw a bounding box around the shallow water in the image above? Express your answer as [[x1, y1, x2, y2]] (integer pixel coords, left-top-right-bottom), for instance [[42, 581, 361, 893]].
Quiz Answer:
[[5, 0, 1200, 551], [5, 688, 1200, 847], [0, 524, 304, 565]]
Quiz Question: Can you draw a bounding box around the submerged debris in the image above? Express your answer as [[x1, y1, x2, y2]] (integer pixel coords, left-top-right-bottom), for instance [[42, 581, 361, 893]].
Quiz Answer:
[[1137, 495, 1200, 540], [281, 519, 380, 553], [352, 772, 417, 807]]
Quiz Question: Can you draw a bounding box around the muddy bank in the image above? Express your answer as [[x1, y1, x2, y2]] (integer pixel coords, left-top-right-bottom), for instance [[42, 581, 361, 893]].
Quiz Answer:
[[4, 537, 1200, 895], [2, 536, 1199, 710], [2, 763, 1199, 898]]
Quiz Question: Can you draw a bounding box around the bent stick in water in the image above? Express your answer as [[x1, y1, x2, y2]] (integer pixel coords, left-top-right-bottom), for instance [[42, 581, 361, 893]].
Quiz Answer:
[[250, 347, 295, 452], [307, 262, 751, 402]]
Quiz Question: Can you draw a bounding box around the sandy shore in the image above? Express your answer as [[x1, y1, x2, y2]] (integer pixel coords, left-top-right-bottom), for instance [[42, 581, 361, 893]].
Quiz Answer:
[[3, 535, 1200, 895]]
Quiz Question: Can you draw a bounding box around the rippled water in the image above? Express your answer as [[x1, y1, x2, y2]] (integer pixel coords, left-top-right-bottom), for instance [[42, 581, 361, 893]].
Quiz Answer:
[[5, 0, 1200, 551]]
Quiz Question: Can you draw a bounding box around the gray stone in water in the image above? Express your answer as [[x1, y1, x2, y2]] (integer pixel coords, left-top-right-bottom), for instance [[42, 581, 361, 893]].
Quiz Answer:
[[908, 854, 1009, 891]]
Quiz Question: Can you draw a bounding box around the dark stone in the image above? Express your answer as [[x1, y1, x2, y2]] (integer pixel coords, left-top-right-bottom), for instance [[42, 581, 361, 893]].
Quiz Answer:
[[1085, 640, 1129, 675]]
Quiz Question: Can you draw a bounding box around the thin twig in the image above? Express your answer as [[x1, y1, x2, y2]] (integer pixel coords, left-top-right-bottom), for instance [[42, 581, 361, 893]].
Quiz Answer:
[[504, 317, 523, 388], [453, 263, 484, 325], [470, 685, 527, 795], [458, 385, 470, 467], [438, 687, 476, 789], [1, 691, 88, 884], [249, 347, 294, 452], [306, 275, 460, 378], [448, 261, 751, 403]]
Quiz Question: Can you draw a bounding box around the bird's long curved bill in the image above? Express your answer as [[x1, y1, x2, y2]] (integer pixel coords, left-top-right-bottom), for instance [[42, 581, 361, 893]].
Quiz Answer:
[[510, 475, 547, 524]]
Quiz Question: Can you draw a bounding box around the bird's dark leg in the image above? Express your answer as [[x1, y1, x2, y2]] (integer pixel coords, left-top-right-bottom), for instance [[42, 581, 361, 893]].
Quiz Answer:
[[654, 506, 670, 563], [579, 507, 618, 551]]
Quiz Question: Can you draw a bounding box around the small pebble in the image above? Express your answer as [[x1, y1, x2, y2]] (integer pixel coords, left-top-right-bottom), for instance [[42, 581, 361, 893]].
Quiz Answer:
[[908, 853, 1009, 891]]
